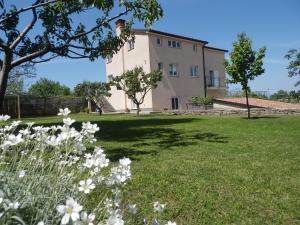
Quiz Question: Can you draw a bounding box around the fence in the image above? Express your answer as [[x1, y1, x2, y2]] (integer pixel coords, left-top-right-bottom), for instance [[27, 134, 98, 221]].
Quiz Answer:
[[2, 95, 88, 118]]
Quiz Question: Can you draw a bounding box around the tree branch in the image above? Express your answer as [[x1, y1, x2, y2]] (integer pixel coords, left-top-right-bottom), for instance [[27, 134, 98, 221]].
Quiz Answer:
[[11, 48, 49, 67], [0, 0, 59, 24], [10, 8, 37, 50]]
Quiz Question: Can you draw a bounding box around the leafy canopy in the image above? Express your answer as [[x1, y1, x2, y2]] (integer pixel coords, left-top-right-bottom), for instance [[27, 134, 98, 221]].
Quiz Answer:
[[74, 81, 111, 99], [285, 49, 300, 86], [225, 33, 266, 90], [0, 0, 163, 67], [28, 78, 71, 97], [111, 67, 162, 104]]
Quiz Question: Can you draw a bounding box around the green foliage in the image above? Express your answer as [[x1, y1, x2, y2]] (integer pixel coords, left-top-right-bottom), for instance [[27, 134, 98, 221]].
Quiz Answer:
[[225, 33, 266, 118], [74, 81, 111, 112], [189, 96, 214, 105], [111, 67, 162, 115], [0, 0, 163, 64], [270, 89, 300, 103], [0, 0, 163, 105], [28, 78, 71, 97], [74, 81, 111, 98], [225, 33, 266, 87], [285, 49, 300, 86], [6, 64, 36, 96]]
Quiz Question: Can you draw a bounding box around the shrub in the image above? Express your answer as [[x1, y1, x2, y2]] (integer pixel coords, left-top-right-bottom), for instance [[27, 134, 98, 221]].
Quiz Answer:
[[0, 109, 176, 225], [189, 96, 214, 105]]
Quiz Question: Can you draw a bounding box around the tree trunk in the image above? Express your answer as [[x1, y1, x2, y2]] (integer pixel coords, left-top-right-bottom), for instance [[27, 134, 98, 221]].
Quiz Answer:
[[0, 54, 12, 113], [136, 103, 140, 116], [245, 88, 251, 119]]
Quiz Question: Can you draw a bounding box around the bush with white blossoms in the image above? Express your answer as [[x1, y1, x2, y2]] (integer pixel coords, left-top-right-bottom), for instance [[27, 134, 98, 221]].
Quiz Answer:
[[0, 109, 176, 225]]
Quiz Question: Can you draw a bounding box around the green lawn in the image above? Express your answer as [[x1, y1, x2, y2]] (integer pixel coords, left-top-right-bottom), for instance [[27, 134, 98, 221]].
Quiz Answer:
[[23, 114, 300, 224]]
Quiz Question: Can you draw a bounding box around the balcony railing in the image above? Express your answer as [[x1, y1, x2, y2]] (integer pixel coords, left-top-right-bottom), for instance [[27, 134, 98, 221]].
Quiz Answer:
[[206, 77, 226, 88]]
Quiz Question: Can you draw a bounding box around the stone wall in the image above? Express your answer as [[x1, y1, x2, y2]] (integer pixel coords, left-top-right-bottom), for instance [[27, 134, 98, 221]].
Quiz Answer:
[[3, 95, 87, 117], [165, 108, 300, 116]]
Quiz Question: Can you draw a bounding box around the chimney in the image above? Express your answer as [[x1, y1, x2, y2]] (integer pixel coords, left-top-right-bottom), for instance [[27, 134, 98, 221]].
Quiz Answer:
[[115, 19, 125, 36]]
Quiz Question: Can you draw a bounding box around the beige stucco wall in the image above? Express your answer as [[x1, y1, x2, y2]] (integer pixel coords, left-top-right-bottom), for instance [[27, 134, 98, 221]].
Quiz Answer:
[[148, 33, 206, 111], [204, 48, 227, 98], [106, 30, 227, 111], [105, 34, 153, 111]]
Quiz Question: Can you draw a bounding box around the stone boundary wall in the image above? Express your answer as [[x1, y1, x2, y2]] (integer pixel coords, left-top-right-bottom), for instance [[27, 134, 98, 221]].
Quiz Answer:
[[165, 108, 300, 116], [3, 95, 87, 117]]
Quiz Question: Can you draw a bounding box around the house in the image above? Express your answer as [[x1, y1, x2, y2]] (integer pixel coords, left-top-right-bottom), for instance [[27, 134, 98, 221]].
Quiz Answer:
[[105, 19, 227, 112]]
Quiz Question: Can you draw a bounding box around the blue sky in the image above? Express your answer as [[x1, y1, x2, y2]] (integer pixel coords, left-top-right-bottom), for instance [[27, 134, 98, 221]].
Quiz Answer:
[[20, 0, 300, 93]]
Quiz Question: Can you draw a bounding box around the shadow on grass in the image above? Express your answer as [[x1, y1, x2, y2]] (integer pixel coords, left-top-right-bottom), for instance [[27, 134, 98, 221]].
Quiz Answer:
[[22, 116, 228, 161]]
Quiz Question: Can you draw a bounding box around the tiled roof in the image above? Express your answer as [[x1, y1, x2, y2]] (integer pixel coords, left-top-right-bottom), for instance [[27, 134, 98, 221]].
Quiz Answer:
[[216, 98, 300, 110]]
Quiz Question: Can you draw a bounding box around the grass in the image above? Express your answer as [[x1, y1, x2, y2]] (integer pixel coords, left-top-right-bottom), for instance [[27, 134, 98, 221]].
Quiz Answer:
[[22, 113, 300, 224]]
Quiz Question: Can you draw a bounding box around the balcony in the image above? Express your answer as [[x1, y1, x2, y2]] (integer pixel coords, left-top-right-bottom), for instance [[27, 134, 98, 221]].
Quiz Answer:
[[206, 77, 227, 89]]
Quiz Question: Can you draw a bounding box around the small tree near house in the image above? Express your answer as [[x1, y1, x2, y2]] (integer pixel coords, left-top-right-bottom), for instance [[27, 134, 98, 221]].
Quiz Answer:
[[111, 67, 162, 116], [74, 81, 111, 115], [225, 33, 266, 119], [285, 49, 300, 86]]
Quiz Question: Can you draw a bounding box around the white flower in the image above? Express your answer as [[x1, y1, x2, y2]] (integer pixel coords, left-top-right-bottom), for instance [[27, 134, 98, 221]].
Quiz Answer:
[[3, 134, 23, 147], [75, 212, 95, 225], [82, 122, 99, 134], [18, 170, 26, 178], [165, 222, 176, 225], [152, 219, 161, 225], [78, 179, 95, 194], [9, 201, 20, 209], [0, 115, 10, 121], [58, 108, 71, 116], [128, 203, 137, 214], [119, 158, 131, 167], [153, 202, 166, 213], [106, 212, 124, 225], [57, 198, 83, 224], [63, 118, 75, 126], [37, 221, 45, 225]]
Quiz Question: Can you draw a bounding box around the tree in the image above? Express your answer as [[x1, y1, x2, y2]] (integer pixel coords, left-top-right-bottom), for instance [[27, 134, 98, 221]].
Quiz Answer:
[[74, 81, 111, 115], [225, 33, 266, 119], [0, 0, 163, 111], [6, 63, 36, 95], [285, 49, 300, 86], [111, 67, 162, 116], [28, 78, 71, 97]]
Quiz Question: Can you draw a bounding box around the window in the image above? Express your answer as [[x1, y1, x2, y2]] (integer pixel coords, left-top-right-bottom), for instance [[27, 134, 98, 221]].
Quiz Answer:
[[128, 39, 134, 51], [168, 39, 181, 49], [208, 70, 220, 87], [158, 62, 163, 70], [190, 65, 199, 77], [169, 64, 178, 76], [107, 55, 112, 63], [171, 97, 179, 110], [193, 44, 197, 52], [157, 38, 161, 47]]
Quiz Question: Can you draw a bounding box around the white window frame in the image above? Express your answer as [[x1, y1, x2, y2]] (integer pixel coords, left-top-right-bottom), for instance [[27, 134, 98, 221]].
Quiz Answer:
[[156, 38, 162, 47], [168, 39, 181, 49], [208, 70, 220, 87], [169, 63, 179, 76], [190, 65, 199, 77], [128, 39, 135, 51], [158, 62, 163, 71], [193, 44, 197, 52]]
